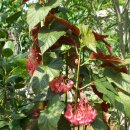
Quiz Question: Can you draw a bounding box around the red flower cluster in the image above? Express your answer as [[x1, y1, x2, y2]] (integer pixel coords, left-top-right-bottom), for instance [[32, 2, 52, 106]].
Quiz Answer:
[[26, 46, 42, 76], [49, 76, 74, 93], [64, 98, 97, 125]]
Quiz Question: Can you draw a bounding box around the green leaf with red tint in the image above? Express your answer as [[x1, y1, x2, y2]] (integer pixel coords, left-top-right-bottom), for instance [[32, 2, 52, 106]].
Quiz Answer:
[[90, 52, 123, 63]]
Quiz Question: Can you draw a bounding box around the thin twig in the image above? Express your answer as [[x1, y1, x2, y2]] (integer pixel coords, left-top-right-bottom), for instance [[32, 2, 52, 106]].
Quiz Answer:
[[78, 82, 93, 90]]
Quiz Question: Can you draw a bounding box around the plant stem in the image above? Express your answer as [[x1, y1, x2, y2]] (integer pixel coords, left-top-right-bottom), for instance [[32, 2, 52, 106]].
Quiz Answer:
[[74, 48, 81, 106]]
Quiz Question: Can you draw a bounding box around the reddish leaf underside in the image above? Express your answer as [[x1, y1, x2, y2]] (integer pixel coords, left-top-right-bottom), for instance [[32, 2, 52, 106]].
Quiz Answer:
[[90, 52, 123, 63], [92, 31, 107, 41], [92, 31, 112, 53], [26, 44, 42, 76], [31, 23, 41, 43], [101, 62, 128, 73], [22, 0, 29, 4], [49, 35, 79, 50], [45, 13, 80, 36]]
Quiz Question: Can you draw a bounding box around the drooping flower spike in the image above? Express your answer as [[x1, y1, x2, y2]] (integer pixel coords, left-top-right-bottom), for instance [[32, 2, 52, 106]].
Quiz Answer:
[[49, 76, 74, 94], [26, 46, 42, 76], [64, 97, 97, 125]]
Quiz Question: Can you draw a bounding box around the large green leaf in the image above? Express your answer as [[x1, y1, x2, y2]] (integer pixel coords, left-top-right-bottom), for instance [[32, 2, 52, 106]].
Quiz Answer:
[[92, 111, 108, 130], [9, 120, 21, 130], [2, 41, 14, 57], [123, 58, 130, 65], [38, 27, 66, 54], [0, 121, 8, 128], [30, 56, 63, 99], [6, 11, 22, 24], [27, 0, 61, 31], [78, 24, 97, 52], [116, 92, 130, 118], [94, 78, 117, 105], [58, 115, 71, 130], [104, 69, 130, 93], [38, 95, 65, 130], [19, 103, 35, 114]]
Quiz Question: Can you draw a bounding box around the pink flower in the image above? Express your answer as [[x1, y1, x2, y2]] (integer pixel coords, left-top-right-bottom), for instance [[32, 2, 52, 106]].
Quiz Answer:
[[64, 98, 97, 125], [49, 76, 74, 93]]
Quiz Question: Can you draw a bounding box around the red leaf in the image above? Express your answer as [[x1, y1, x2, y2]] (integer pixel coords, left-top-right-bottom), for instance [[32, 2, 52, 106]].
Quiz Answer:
[[91, 84, 103, 99], [50, 7, 59, 14], [90, 52, 123, 63], [49, 35, 79, 50], [56, 18, 80, 36], [119, 66, 128, 73], [45, 13, 80, 36], [45, 9, 59, 26], [26, 44, 42, 76], [58, 35, 78, 46], [31, 23, 41, 43], [93, 31, 112, 53], [101, 102, 110, 113], [22, 0, 29, 4], [92, 31, 107, 41], [101, 62, 127, 73]]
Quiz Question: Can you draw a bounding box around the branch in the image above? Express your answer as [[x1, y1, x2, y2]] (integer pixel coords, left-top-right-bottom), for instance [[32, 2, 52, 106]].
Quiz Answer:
[[122, 0, 130, 15], [112, 0, 126, 58]]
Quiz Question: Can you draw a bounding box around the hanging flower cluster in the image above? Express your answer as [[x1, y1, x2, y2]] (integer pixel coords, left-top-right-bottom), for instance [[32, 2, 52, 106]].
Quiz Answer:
[[64, 98, 97, 125], [26, 46, 42, 76], [49, 76, 74, 93]]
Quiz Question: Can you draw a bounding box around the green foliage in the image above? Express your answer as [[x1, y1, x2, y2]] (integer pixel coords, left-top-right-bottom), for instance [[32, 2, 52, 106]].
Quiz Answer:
[[92, 111, 108, 130], [58, 115, 71, 130], [30, 53, 63, 100], [94, 78, 117, 105], [104, 69, 130, 93], [2, 41, 14, 57], [38, 27, 66, 54], [0, 0, 130, 129], [116, 92, 130, 118], [78, 24, 97, 52], [38, 95, 65, 130], [0, 121, 8, 129], [6, 11, 22, 24], [27, 0, 61, 31]]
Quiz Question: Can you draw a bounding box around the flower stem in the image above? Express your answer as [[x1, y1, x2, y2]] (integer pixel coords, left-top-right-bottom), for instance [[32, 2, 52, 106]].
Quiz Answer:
[[74, 48, 81, 106]]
